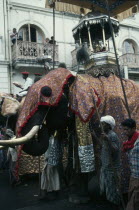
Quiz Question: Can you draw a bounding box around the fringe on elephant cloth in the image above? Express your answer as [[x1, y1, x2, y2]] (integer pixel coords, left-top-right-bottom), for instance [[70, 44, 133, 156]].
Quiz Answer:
[[76, 116, 95, 173], [100, 168, 121, 205], [41, 136, 62, 191]]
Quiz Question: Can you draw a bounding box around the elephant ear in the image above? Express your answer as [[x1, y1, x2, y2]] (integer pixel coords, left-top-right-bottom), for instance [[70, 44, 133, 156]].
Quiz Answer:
[[22, 124, 49, 156]]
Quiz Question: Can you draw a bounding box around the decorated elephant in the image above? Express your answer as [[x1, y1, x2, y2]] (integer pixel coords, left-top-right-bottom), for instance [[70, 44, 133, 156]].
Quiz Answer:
[[0, 67, 139, 200]]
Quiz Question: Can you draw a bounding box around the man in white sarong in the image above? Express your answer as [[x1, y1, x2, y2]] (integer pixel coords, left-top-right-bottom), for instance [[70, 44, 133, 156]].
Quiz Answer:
[[40, 135, 62, 200]]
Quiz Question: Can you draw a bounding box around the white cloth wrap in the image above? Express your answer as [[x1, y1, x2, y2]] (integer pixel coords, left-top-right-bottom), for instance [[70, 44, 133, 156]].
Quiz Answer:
[[100, 115, 115, 130], [18, 77, 33, 97]]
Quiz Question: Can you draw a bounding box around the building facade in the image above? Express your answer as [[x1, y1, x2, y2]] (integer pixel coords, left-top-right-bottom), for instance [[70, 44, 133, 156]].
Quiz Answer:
[[0, 0, 139, 94], [0, 0, 79, 94], [118, 13, 139, 83]]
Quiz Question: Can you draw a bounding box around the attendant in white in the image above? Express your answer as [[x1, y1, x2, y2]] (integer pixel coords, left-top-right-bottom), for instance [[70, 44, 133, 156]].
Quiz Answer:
[[13, 72, 33, 97]]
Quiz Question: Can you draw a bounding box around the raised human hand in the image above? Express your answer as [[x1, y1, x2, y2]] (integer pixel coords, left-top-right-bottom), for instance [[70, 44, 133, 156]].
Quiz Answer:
[[13, 82, 22, 88]]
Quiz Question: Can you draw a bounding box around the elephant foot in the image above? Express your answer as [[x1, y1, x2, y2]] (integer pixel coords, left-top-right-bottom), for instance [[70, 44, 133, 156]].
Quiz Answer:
[[46, 191, 58, 201], [68, 194, 90, 204], [39, 190, 47, 200], [39, 191, 59, 201]]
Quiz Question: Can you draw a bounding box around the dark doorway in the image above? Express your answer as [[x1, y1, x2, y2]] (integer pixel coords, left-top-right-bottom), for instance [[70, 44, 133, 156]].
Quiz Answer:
[[31, 27, 36, 42]]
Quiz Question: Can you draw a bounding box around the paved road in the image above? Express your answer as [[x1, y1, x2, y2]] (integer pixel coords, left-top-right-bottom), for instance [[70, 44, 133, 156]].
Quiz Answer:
[[0, 170, 117, 210]]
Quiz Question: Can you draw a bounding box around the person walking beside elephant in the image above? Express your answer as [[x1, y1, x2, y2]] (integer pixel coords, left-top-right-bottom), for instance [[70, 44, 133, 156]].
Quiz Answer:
[[122, 119, 139, 210], [99, 115, 121, 207], [40, 133, 63, 200], [6, 129, 19, 186]]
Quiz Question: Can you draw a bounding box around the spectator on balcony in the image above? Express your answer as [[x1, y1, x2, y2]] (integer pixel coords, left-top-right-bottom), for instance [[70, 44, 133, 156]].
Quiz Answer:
[[45, 38, 50, 44], [49, 36, 56, 45], [10, 28, 18, 44], [80, 7, 85, 19], [44, 38, 50, 55], [13, 72, 33, 99]]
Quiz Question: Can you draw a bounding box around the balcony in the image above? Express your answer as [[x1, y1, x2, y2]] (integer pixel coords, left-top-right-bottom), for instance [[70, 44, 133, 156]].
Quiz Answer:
[[12, 41, 59, 69], [119, 53, 139, 68]]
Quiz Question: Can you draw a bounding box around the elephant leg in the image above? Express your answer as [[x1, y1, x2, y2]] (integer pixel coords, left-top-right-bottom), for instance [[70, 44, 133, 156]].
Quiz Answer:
[[80, 173, 89, 195], [78, 173, 90, 203], [68, 173, 90, 204]]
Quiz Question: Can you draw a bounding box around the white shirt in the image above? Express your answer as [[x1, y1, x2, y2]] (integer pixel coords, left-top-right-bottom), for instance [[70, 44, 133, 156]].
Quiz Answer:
[[10, 32, 18, 41], [18, 77, 33, 97], [23, 77, 33, 90]]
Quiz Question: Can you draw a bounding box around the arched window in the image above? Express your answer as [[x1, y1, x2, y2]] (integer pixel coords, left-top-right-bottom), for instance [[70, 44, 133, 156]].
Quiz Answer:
[[123, 39, 136, 54], [18, 24, 45, 43]]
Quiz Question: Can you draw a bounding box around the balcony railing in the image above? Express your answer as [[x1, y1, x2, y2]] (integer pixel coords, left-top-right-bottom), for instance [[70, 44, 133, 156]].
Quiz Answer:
[[12, 41, 59, 63], [119, 53, 139, 68]]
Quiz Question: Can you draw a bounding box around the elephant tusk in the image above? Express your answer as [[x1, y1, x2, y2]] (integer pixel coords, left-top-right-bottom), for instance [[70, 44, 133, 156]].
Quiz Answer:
[[0, 125, 40, 146], [0, 146, 5, 150]]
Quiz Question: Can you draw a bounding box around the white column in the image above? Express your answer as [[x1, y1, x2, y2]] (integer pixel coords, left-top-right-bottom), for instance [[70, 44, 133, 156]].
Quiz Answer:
[[102, 25, 106, 46], [28, 24, 31, 42], [87, 27, 93, 52], [62, 13, 66, 63], [124, 66, 129, 79]]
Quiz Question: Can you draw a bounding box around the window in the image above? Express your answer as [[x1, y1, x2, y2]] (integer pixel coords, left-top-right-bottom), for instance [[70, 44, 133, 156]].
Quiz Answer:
[[123, 39, 136, 54], [18, 24, 45, 43]]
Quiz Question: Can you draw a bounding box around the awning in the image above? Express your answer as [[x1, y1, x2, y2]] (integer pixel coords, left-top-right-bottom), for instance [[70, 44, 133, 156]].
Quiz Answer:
[[45, 0, 138, 16]]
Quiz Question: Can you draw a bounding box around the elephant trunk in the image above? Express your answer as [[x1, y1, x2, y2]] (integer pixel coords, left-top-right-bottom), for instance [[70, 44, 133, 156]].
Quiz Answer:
[[0, 125, 39, 146]]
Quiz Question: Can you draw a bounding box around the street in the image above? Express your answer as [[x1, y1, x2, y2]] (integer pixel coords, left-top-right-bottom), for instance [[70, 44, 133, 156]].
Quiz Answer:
[[0, 170, 115, 210]]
